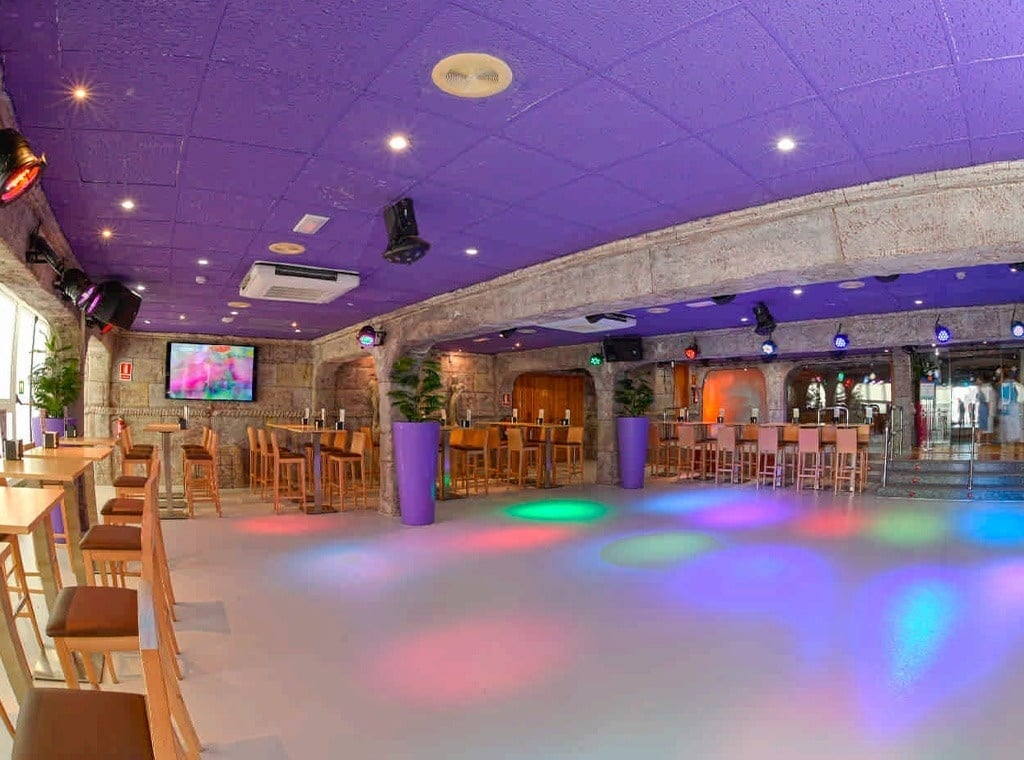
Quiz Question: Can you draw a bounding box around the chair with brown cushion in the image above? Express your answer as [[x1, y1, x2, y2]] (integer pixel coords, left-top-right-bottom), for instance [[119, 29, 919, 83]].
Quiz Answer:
[[506, 427, 540, 488], [105, 455, 160, 525], [246, 426, 260, 493], [552, 426, 584, 485], [183, 429, 221, 517], [326, 432, 368, 510], [13, 578, 202, 759], [271, 431, 307, 514], [450, 428, 490, 495]]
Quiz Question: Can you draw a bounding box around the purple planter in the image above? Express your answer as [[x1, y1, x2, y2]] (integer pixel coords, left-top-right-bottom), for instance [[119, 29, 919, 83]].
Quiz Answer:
[[616, 416, 650, 489], [30, 417, 74, 447], [393, 421, 441, 526]]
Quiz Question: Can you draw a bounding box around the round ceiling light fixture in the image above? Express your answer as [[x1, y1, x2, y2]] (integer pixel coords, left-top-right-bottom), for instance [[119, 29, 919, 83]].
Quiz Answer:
[[227, 301, 251, 309], [387, 134, 410, 152], [776, 136, 797, 152], [684, 339, 700, 360], [268, 241, 306, 255], [431, 52, 513, 99], [647, 306, 670, 314], [838, 280, 865, 290], [0, 128, 46, 205]]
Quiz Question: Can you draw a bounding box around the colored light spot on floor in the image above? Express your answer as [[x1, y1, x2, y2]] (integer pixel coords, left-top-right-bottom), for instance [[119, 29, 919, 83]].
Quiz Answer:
[[687, 499, 795, 529], [889, 581, 958, 688], [795, 510, 869, 539], [235, 515, 326, 536], [601, 531, 716, 568], [957, 507, 1024, 547], [452, 524, 576, 553], [638, 489, 736, 515], [505, 499, 609, 523], [978, 559, 1024, 613], [289, 543, 396, 588], [869, 511, 947, 547], [370, 614, 574, 708]]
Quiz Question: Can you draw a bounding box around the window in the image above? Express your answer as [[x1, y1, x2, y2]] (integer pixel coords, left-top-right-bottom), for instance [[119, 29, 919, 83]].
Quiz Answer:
[[0, 283, 51, 442]]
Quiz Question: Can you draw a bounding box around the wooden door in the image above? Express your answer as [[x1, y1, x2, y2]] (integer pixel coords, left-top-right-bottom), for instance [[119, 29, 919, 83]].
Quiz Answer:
[[512, 373, 585, 425]]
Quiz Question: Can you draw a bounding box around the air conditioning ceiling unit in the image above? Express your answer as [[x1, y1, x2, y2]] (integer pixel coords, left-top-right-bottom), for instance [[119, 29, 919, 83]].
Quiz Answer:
[[538, 313, 637, 333], [239, 261, 359, 304]]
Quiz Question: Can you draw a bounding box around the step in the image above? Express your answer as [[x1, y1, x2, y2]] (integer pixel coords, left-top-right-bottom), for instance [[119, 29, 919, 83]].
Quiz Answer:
[[887, 459, 1024, 475], [877, 485, 1024, 501], [883, 472, 1024, 488]]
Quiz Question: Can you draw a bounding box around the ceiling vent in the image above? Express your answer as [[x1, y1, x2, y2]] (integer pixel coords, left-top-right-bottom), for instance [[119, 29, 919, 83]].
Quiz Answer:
[[431, 53, 513, 98], [239, 261, 359, 304], [538, 313, 637, 334]]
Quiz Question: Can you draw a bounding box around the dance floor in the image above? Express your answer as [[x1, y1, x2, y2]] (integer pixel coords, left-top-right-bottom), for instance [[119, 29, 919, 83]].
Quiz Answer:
[[7, 481, 1024, 758]]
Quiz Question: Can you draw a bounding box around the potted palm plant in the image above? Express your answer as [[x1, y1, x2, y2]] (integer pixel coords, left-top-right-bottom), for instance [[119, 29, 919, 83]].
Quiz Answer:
[[31, 333, 82, 444], [614, 375, 654, 489], [388, 353, 444, 525]]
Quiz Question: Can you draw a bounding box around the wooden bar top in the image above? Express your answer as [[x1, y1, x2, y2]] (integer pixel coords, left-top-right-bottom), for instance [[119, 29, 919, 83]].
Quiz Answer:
[[144, 422, 184, 434], [0, 456, 93, 481], [268, 423, 336, 435], [24, 445, 113, 461], [60, 436, 117, 447], [498, 422, 567, 429], [0, 486, 64, 534]]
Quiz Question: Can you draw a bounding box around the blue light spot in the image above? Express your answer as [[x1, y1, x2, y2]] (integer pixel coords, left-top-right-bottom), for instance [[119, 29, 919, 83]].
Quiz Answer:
[[957, 508, 1024, 547], [889, 581, 958, 687]]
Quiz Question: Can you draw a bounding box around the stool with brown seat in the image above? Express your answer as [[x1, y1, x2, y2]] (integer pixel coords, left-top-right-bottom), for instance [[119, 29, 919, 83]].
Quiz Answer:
[[12, 578, 201, 759], [326, 431, 368, 509], [183, 429, 221, 517], [833, 427, 862, 494], [271, 431, 307, 514], [450, 428, 490, 495], [755, 426, 783, 489], [506, 427, 540, 487], [796, 427, 823, 491], [246, 426, 260, 493], [255, 428, 273, 499], [714, 426, 740, 484], [553, 426, 584, 485]]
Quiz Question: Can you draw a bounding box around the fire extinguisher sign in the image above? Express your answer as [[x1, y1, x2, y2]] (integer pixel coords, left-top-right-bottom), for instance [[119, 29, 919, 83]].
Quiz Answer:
[[119, 360, 133, 382]]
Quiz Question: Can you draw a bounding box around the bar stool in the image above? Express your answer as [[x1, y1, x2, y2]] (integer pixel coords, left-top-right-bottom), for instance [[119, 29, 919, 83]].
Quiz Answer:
[[506, 427, 540, 487], [246, 426, 260, 493], [834, 428, 862, 493], [755, 426, 783, 489], [0, 532, 46, 654], [646, 423, 662, 476], [118, 434, 155, 477], [183, 429, 220, 518], [450, 428, 490, 494], [676, 424, 706, 479], [714, 425, 739, 483], [780, 424, 800, 484], [359, 427, 377, 485], [739, 424, 760, 480], [326, 431, 368, 509], [270, 431, 307, 514], [856, 424, 871, 490], [820, 424, 838, 486], [553, 426, 584, 485], [796, 427, 823, 490], [487, 425, 508, 484]]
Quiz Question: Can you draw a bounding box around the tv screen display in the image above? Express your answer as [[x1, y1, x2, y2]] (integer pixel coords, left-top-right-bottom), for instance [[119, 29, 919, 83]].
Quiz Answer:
[[165, 342, 257, 402]]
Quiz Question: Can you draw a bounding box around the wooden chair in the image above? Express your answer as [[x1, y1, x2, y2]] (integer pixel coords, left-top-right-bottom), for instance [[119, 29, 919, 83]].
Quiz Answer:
[[739, 424, 760, 480], [714, 426, 739, 484], [184, 429, 221, 517], [450, 428, 490, 494], [255, 428, 273, 499], [13, 578, 201, 759], [246, 426, 260, 493], [0, 533, 46, 656], [271, 431, 307, 514], [112, 450, 158, 505], [118, 432, 156, 477], [677, 424, 710, 479], [856, 424, 871, 490], [553, 426, 584, 485], [755, 426, 783, 489], [326, 432, 368, 510], [506, 427, 540, 487], [796, 427, 823, 491], [834, 427, 861, 493]]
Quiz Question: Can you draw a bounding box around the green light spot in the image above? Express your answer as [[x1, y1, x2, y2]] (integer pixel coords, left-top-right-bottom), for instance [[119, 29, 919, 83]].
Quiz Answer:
[[601, 532, 716, 568], [505, 500, 609, 523], [870, 511, 947, 547]]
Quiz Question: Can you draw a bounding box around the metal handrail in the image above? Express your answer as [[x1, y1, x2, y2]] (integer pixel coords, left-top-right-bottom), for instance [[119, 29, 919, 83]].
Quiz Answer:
[[882, 414, 892, 488], [968, 419, 978, 492]]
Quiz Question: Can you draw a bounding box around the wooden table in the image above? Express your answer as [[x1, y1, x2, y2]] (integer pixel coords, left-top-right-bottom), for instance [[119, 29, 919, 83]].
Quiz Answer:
[[0, 457, 96, 588], [24, 445, 113, 461], [500, 423, 565, 488], [144, 422, 187, 516], [268, 424, 334, 514], [58, 436, 117, 447], [0, 485, 65, 703]]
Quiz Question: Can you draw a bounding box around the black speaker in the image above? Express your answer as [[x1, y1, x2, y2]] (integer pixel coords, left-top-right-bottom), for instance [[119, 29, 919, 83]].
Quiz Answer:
[[383, 198, 430, 264], [84, 282, 141, 330], [602, 336, 643, 362]]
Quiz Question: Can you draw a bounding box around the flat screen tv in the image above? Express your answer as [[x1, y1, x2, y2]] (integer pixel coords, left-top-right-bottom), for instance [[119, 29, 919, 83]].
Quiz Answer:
[[165, 342, 258, 402]]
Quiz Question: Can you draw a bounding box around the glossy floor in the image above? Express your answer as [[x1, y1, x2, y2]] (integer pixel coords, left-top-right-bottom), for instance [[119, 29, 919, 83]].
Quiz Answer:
[[9, 482, 1024, 758]]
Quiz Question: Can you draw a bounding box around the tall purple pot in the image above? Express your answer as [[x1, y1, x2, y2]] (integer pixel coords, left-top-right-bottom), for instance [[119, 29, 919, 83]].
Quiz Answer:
[[393, 421, 441, 526], [616, 416, 650, 489]]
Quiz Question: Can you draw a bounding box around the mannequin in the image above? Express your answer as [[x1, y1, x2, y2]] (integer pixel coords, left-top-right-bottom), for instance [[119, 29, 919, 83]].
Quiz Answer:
[[998, 369, 1023, 444], [976, 378, 994, 443]]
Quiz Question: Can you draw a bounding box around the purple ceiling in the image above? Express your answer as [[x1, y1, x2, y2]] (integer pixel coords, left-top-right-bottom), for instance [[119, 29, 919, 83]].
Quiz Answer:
[[1, 1, 1023, 339], [435, 264, 1024, 354]]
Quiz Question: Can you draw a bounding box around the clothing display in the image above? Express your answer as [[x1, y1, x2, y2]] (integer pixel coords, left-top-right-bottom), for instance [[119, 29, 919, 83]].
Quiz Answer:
[[998, 379, 1023, 443], [976, 385, 994, 434]]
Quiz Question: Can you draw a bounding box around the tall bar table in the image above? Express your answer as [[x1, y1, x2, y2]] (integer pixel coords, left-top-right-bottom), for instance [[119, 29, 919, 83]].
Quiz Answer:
[[144, 422, 188, 518], [24, 444, 114, 529], [500, 422, 564, 488]]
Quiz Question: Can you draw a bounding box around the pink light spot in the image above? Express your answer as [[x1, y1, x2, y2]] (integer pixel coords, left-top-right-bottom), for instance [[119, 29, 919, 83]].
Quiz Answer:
[[451, 525, 576, 553], [236, 515, 325, 536], [794, 510, 868, 539], [688, 500, 794, 529]]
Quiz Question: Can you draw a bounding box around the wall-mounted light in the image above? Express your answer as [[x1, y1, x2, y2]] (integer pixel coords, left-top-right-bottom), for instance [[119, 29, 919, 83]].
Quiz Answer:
[[934, 318, 952, 344], [684, 339, 700, 360], [761, 335, 777, 355], [832, 324, 849, 351], [1012, 307, 1024, 339], [498, 328, 518, 339], [0, 129, 46, 205], [589, 352, 604, 366], [358, 325, 385, 348]]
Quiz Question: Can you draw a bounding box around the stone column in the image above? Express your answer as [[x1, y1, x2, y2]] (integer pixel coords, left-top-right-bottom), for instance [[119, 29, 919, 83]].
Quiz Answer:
[[891, 350, 914, 454], [761, 361, 793, 423], [590, 364, 618, 486], [370, 342, 401, 517], [83, 334, 114, 483]]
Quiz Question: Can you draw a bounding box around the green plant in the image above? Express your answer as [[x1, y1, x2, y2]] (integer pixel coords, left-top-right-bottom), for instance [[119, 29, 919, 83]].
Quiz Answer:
[[388, 353, 444, 422], [614, 376, 654, 417], [31, 333, 82, 418]]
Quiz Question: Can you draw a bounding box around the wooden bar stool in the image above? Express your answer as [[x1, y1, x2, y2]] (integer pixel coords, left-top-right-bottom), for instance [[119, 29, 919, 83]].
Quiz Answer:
[[553, 426, 584, 485], [183, 429, 221, 518], [271, 431, 307, 514], [834, 427, 861, 493], [796, 427, 823, 490], [255, 428, 273, 500], [450, 428, 490, 494], [13, 578, 201, 759], [246, 426, 260, 493], [506, 427, 540, 487], [714, 426, 739, 484], [755, 426, 783, 489], [326, 432, 368, 510], [0, 534, 46, 656], [738, 424, 759, 480]]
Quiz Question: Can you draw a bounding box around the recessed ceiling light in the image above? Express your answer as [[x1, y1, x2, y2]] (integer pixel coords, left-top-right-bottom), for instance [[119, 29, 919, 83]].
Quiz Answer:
[[120, 198, 135, 211], [294, 328, 301, 333], [792, 288, 803, 295], [465, 247, 478, 256], [143, 319, 151, 325], [100, 228, 113, 239], [777, 137, 797, 152], [914, 299, 924, 305], [838, 280, 865, 290], [514, 342, 521, 348], [197, 258, 209, 266], [740, 317, 749, 323], [195, 275, 207, 285], [227, 301, 250, 308], [290, 321, 298, 328], [268, 241, 305, 255], [647, 306, 670, 314], [686, 300, 716, 308], [178, 314, 186, 320], [221, 316, 234, 324], [519, 328, 537, 334], [230, 310, 239, 316], [388, 134, 410, 151], [293, 213, 330, 235], [135, 284, 145, 291], [432, 52, 513, 99], [955, 271, 967, 280], [71, 86, 88, 101], [472, 337, 489, 343]]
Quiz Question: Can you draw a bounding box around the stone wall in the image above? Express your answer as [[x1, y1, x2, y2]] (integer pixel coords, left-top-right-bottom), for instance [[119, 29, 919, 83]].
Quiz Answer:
[[98, 332, 314, 486]]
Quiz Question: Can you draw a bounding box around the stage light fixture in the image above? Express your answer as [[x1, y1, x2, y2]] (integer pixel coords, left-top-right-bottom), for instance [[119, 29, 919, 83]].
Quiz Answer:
[[832, 324, 849, 351], [1012, 307, 1024, 339], [382, 198, 430, 264], [934, 318, 952, 344], [1011, 263, 1024, 273], [499, 328, 518, 339], [711, 294, 736, 305], [357, 325, 385, 348], [0, 128, 46, 205], [589, 352, 604, 366], [684, 339, 700, 360], [752, 302, 776, 337], [874, 274, 900, 283], [761, 337, 777, 356]]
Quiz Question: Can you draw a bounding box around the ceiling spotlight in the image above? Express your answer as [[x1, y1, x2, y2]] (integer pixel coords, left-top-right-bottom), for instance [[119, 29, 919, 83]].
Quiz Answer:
[[179, 314, 186, 321], [934, 319, 952, 344], [0, 128, 46, 205], [874, 274, 900, 283], [143, 320, 151, 325], [711, 294, 736, 305], [499, 328, 518, 339], [1012, 307, 1024, 339], [1009, 262, 1024, 273], [776, 137, 797, 152], [589, 352, 604, 366], [832, 324, 849, 351], [100, 228, 113, 239], [120, 198, 135, 211], [71, 86, 89, 101], [740, 317, 749, 323], [792, 288, 803, 296], [684, 339, 700, 360], [465, 248, 478, 256], [752, 301, 776, 337], [761, 337, 778, 355], [135, 284, 146, 292], [387, 134, 410, 152], [358, 324, 385, 348], [58, 268, 95, 306], [382, 198, 430, 264], [914, 299, 923, 305], [197, 258, 209, 266], [230, 310, 239, 316]]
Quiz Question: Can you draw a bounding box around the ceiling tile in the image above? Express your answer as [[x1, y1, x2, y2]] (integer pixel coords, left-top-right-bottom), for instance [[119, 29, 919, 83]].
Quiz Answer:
[[72, 130, 182, 185], [45, 180, 179, 222], [765, 159, 873, 201], [260, 200, 377, 249], [528, 175, 665, 224], [463, 207, 600, 263], [959, 57, 1024, 138], [941, 0, 1024, 63], [180, 138, 307, 196], [1, 50, 66, 128], [502, 77, 682, 170], [702, 99, 859, 180], [58, 0, 226, 57], [403, 184, 510, 233], [284, 159, 417, 214], [176, 189, 274, 229], [0, 1, 57, 52], [971, 132, 1024, 164], [607, 8, 815, 132], [172, 223, 255, 253], [747, 0, 951, 90], [28, 128, 80, 183], [67, 218, 173, 249], [829, 68, 968, 155], [865, 141, 973, 181]]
